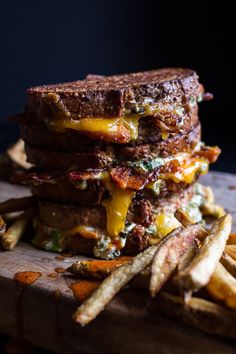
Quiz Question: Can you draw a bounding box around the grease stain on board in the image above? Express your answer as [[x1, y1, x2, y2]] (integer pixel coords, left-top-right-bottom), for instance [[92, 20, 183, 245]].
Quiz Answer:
[[14, 271, 42, 339]]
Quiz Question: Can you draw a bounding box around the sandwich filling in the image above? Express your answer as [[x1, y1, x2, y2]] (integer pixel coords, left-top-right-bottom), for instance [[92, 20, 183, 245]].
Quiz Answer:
[[16, 143, 219, 259], [32, 183, 209, 259], [35, 97, 201, 144]]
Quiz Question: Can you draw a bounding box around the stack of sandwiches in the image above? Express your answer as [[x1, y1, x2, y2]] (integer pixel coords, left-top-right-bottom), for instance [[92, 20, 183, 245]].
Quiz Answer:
[[15, 68, 220, 259]]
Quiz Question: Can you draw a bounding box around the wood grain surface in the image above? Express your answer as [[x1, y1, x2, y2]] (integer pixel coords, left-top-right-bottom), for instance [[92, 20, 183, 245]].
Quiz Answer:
[[0, 171, 236, 354]]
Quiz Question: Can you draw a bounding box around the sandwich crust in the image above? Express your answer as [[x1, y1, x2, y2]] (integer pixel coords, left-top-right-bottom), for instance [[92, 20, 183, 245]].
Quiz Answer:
[[26, 68, 202, 119]]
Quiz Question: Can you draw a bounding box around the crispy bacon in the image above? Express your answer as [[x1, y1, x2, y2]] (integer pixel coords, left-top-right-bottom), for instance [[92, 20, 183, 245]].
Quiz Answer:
[[194, 146, 221, 163], [110, 167, 147, 190], [84, 121, 131, 144], [67, 170, 103, 181], [11, 170, 60, 185], [109, 167, 131, 189], [126, 174, 147, 190], [152, 113, 183, 133]]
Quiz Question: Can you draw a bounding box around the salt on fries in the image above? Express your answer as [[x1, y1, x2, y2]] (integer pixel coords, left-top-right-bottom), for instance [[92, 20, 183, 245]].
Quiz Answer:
[[177, 241, 198, 273], [175, 214, 232, 296], [149, 225, 203, 297]]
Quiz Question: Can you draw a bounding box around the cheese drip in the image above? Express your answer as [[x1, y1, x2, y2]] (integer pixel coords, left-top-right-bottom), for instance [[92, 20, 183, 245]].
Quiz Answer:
[[102, 174, 135, 238], [46, 115, 141, 140], [43, 102, 187, 142], [155, 214, 181, 238], [160, 157, 209, 184]]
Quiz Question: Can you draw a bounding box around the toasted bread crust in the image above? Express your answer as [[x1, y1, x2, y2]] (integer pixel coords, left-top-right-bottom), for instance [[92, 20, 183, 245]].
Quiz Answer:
[[26, 68, 201, 119]]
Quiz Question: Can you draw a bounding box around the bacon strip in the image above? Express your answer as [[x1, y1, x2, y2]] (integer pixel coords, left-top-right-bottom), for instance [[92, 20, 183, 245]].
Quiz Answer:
[[194, 146, 221, 163]]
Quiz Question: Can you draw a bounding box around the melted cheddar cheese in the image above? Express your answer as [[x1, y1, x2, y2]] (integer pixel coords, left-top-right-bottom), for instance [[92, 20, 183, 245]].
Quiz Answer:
[[43, 102, 187, 142], [160, 157, 209, 184], [46, 115, 141, 141], [155, 213, 181, 238], [62, 225, 99, 239], [102, 173, 135, 238]]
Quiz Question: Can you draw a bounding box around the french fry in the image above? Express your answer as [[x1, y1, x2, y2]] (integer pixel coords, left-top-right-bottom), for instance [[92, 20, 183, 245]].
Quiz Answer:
[[227, 233, 236, 245], [150, 225, 203, 297], [7, 139, 32, 170], [221, 252, 236, 278], [157, 292, 236, 339], [174, 209, 208, 240], [207, 262, 236, 309], [200, 201, 225, 219], [203, 186, 215, 204], [73, 242, 162, 325], [0, 215, 6, 237], [0, 196, 35, 214], [177, 241, 199, 273], [176, 214, 232, 295], [68, 258, 131, 279], [1, 207, 35, 250], [225, 245, 236, 261]]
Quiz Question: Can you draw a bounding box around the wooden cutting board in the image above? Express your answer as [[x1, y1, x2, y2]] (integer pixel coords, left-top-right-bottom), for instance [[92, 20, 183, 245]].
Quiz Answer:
[[0, 171, 236, 354]]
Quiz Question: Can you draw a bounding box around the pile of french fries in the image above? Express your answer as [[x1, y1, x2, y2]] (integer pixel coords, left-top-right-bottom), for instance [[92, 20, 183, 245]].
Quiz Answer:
[[67, 199, 236, 339], [0, 196, 36, 250], [1, 184, 236, 339]]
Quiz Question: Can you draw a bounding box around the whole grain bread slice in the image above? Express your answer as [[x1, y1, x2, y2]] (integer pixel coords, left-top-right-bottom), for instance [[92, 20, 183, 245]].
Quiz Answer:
[[26, 68, 202, 119]]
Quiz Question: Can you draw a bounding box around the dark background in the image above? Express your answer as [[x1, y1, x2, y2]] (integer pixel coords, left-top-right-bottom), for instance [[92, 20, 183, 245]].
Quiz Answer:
[[0, 0, 235, 172]]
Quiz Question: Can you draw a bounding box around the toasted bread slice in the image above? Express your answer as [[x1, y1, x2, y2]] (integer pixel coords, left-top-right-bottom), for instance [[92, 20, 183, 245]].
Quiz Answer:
[[26, 68, 202, 119]]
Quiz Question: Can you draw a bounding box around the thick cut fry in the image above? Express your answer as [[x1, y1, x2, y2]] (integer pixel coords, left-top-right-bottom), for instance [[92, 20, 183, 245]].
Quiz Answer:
[[227, 233, 236, 245], [176, 214, 232, 294], [158, 292, 236, 339], [225, 245, 236, 261], [221, 252, 236, 278], [73, 242, 162, 325], [177, 241, 199, 273], [174, 209, 208, 240], [150, 225, 202, 297], [7, 139, 32, 169], [200, 201, 225, 219], [0, 196, 35, 214], [68, 258, 131, 279], [0, 215, 6, 237], [1, 208, 35, 250], [207, 262, 236, 309]]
